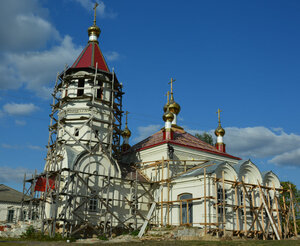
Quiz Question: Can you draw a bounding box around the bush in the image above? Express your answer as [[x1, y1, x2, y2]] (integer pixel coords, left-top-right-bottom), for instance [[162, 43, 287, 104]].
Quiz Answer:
[[98, 235, 108, 241], [130, 230, 139, 236], [21, 225, 72, 241]]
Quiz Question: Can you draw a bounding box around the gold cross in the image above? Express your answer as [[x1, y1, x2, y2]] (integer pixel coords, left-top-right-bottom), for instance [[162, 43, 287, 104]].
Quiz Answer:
[[216, 108, 222, 123], [93, 3, 99, 26], [165, 91, 170, 104], [125, 111, 129, 126], [168, 78, 176, 94]]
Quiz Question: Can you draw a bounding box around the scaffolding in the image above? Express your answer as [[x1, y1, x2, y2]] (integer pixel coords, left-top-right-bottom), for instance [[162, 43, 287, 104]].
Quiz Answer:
[[20, 63, 298, 240], [22, 158, 299, 240]]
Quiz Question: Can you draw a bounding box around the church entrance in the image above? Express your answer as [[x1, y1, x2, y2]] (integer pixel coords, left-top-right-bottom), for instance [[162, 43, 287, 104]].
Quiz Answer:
[[178, 193, 193, 225]]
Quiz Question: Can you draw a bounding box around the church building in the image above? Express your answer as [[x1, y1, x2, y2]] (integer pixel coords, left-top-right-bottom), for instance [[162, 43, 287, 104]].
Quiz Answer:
[[21, 6, 297, 240]]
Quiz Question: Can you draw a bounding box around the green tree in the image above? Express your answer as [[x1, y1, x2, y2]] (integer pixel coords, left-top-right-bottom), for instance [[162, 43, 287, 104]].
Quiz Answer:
[[195, 132, 214, 146]]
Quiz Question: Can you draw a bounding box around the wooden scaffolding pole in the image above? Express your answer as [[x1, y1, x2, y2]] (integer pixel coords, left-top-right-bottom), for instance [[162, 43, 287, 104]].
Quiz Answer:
[[234, 177, 239, 233], [273, 184, 282, 237], [204, 168, 207, 235], [242, 176, 247, 235], [222, 171, 226, 235], [167, 160, 170, 225], [214, 174, 219, 237], [258, 182, 281, 240], [160, 157, 164, 226], [289, 184, 298, 236]]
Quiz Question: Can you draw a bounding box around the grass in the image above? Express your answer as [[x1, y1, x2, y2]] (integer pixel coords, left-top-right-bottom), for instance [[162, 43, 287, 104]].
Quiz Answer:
[[0, 239, 299, 246]]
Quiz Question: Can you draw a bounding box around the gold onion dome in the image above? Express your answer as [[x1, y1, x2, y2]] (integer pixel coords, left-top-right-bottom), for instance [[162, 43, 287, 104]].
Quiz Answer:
[[215, 124, 225, 137], [163, 111, 174, 122], [122, 126, 131, 138], [88, 25, 101, 38], [168, 101, 181, 115]]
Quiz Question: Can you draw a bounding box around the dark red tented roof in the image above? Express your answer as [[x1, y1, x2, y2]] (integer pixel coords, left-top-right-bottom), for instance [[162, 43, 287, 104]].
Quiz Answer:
[[129, 128, 241, 160], [71, 42, 109, 72]]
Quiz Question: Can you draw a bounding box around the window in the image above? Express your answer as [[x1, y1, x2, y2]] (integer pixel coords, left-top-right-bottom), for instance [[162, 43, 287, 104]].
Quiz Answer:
[[178, 193, 193, 225], [74, 128, 79, 137], [77, 79, 84, 96], [89, 197, 98, 212], [7, 210, 14, 223], [249, 193, 253, 217], [217, 187, 227, 215], [64, 85, 68, 97], [22, 210, 26, 221], [131, 194, 139, 215], [240, 190, 244, 216], [95, 130, 99, 138], [96, 80, 103, 99]]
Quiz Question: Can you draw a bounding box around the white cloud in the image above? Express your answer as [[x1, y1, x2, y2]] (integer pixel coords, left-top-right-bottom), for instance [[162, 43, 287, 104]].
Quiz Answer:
[[0, 166, 34, 183], [187, 126, 300, 168], [133, 124, 161, 143], [0, 0, 60, 52], [0, 36, 82, 98], [0, 0, 83, 98], [1, 143, 44, 151], [73, 0, 117, 19], [269, 149, 300, 167], [15, 120, 26, 126], [28, 145, 44, 151], [3, 103, 39, 116], [1, 144, 19, 149], [225, 126, 300, 159], [104, 51, 120, 61]]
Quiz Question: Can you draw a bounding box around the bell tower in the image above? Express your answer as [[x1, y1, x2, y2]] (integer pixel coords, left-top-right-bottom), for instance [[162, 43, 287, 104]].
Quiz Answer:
[[45, 4, 123, 172]]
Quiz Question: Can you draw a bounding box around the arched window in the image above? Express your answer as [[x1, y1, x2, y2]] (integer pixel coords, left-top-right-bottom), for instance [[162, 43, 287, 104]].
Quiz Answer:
[[178, 193, 193, 225]]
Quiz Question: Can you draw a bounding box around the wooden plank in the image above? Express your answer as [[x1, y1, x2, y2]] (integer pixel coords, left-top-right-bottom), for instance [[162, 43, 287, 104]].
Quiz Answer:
[[242, 177, 247, 235], [214, 174, 219, 237], [258, 181, 281, 240], [234, 177, 239, 232], [289, 184, 298, 236], [222, 171, 226, 234], [252, 190, 257, 232], [241, 180, 267, 240], [273, 184, 282, 237], [259, 189, 266, 239], [180, 201, 182, 225], [138, 185, 163, 238], [204, 168, 207, 235], [167, 160, 170, 225], [161, 157, 164, 226]]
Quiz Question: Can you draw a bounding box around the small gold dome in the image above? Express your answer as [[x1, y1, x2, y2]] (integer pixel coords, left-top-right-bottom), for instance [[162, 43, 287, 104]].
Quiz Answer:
[[121, 126, 131, 138], [88, 25, 101, 38], [215, 125, 225, 137], [163, 111, 174, 122], [168, 101, 181, 115]]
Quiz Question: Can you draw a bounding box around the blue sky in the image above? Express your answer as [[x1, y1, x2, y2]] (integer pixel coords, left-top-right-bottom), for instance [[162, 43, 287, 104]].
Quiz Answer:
[[0, 0, 300, 191]]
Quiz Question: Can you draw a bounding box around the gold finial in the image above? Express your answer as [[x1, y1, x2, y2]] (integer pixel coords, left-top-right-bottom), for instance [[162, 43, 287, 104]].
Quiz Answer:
[[166, 91, 170, 104], [93, 3, 99, 26], [168, 77, 176, 101], [215, 108, 225, 137], [88, 2, 101, 41], [125, 111, 129, 127], [217, 108, 222, 124], [163, 91, 170, 113], [122, 111, 131, 138]]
